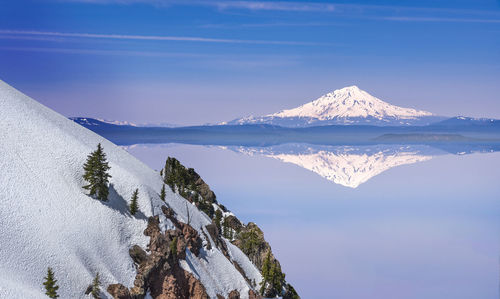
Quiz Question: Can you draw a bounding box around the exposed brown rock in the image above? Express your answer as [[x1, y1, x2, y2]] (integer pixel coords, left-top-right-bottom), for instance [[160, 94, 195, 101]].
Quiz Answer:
[[109, 213, 207, 299], [149, 263, 208, 299], [228, 289, 240, 299], [248, 289, 262, 299], [107, 284, 131, 299], [195, 177, 216, 203], [129, 245, 148, 265], [181, 221, 202, 256], [225, 215, 243, 232]]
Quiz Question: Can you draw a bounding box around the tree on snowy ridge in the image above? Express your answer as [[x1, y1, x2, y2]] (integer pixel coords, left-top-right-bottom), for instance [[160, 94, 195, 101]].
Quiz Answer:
[[83, 143, 111, 201], [43, 267, 59, 298], [129, 188, 139, 215]]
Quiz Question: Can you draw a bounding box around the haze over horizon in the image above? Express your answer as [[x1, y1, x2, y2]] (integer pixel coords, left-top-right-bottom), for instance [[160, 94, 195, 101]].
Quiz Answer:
[[1, 0, 499, 125]]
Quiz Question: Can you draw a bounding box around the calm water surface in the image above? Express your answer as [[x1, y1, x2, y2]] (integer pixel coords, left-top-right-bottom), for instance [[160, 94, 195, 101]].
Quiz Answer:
[[124, 143, 499, 299]]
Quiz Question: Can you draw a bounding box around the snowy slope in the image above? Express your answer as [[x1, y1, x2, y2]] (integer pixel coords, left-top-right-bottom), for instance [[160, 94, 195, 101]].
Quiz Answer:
[[228, 86, 441, 127], [0, 80, 260, 298]]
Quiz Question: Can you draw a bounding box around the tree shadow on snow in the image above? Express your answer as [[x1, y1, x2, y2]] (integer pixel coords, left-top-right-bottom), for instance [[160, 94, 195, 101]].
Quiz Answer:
[[98, 184, 148, 221]]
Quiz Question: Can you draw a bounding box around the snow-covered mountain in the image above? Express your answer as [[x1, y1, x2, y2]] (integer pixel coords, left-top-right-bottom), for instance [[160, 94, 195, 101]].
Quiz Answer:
[[226, 86, 444, 127], [0, 81, 264, 298], [231, 145, 438, 188]]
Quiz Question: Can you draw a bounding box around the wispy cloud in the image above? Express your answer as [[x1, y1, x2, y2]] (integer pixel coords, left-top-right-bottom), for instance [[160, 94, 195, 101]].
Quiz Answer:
[[382, 16, 500, 24], [57, 0, 500, 16], [0, 29, 325, 45], [0, 46, 205, 57], [210, 1, 335, 12], [58, 0, 336, 12], [55, 0, 500, 24], [0, 46, 301, 69]]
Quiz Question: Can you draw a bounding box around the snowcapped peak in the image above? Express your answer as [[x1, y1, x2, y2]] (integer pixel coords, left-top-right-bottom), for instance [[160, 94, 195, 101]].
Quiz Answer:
[[269, 86, 433, 120]]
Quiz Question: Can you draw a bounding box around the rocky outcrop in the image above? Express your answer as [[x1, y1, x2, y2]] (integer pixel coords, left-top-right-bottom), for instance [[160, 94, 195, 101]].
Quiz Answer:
[[108, 210, 207, 299], [107, 284, 131, 299], [228, 290, 240, 299], [232, 222, 271, 270], [225, 215, 244, 232], [194, 176, 216, 204], [232, 222, 299, 298], [248, 289, 261, 299]]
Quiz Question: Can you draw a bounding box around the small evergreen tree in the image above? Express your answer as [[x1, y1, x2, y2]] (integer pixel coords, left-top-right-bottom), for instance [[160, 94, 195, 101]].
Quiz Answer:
[[83, 143, 111, 201], [170, 236, 178, 259], [129, 189, 139, 215], [43, 267, 59, 298], [214, 209, 223, 231], [222, 217, 233, 239], [160, 184, 166, 201], [260, 251, 272, 295], [91, 272, 101, 299]]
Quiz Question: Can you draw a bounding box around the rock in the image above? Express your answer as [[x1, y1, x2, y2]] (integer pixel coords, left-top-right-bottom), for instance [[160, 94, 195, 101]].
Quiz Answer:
[[228, 290, 240, 299], [111, 211, 209, 299], [84, 284, 93, 295], [129, 245, 148, 265], [144, 216, 161, 239], [225, 215, 243, 232], [181, 222, 203, 256], [195, 177, 216, 203], [248, 289, 262, 299], [107, 284, 132, 299]]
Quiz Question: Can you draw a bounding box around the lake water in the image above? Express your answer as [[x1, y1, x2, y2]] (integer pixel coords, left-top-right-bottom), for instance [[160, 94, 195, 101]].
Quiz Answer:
[[123, 142, 499, 299]]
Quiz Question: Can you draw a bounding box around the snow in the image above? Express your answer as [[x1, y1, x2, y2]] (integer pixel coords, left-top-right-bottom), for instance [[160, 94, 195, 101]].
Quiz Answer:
[[271, 86, 433, 120], [229, 86, 436, 126], [0, 80, 260, 298]]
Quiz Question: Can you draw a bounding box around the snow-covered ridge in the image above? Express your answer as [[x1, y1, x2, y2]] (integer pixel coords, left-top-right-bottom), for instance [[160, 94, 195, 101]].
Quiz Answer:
[[0, 80, 260, 298]]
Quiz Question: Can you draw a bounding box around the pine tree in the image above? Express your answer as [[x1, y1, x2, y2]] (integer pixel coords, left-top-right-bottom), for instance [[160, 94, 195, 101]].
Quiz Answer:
[[160, 184, 166, 201], [170, 236, 178, 259], [83, 143, 111, 201], [91, 272, 101, 299], [214, 209, 222, 231], [43, 267, 59, 298], [129, 188, 139, 215], [259, 251, 272, 295]]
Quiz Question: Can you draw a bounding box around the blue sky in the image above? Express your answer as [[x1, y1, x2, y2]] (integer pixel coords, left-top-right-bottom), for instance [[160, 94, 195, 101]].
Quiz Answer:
[[1, 0, 499, 125]]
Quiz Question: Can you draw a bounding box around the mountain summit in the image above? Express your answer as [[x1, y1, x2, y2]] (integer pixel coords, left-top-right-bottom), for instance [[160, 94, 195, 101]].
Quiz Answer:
[[227, 86, 443, 127]]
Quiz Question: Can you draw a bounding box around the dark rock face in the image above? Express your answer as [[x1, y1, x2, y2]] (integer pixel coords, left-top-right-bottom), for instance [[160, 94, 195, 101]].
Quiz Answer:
[[225, 215, 243, 232], [195, 177, 216, 203]]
